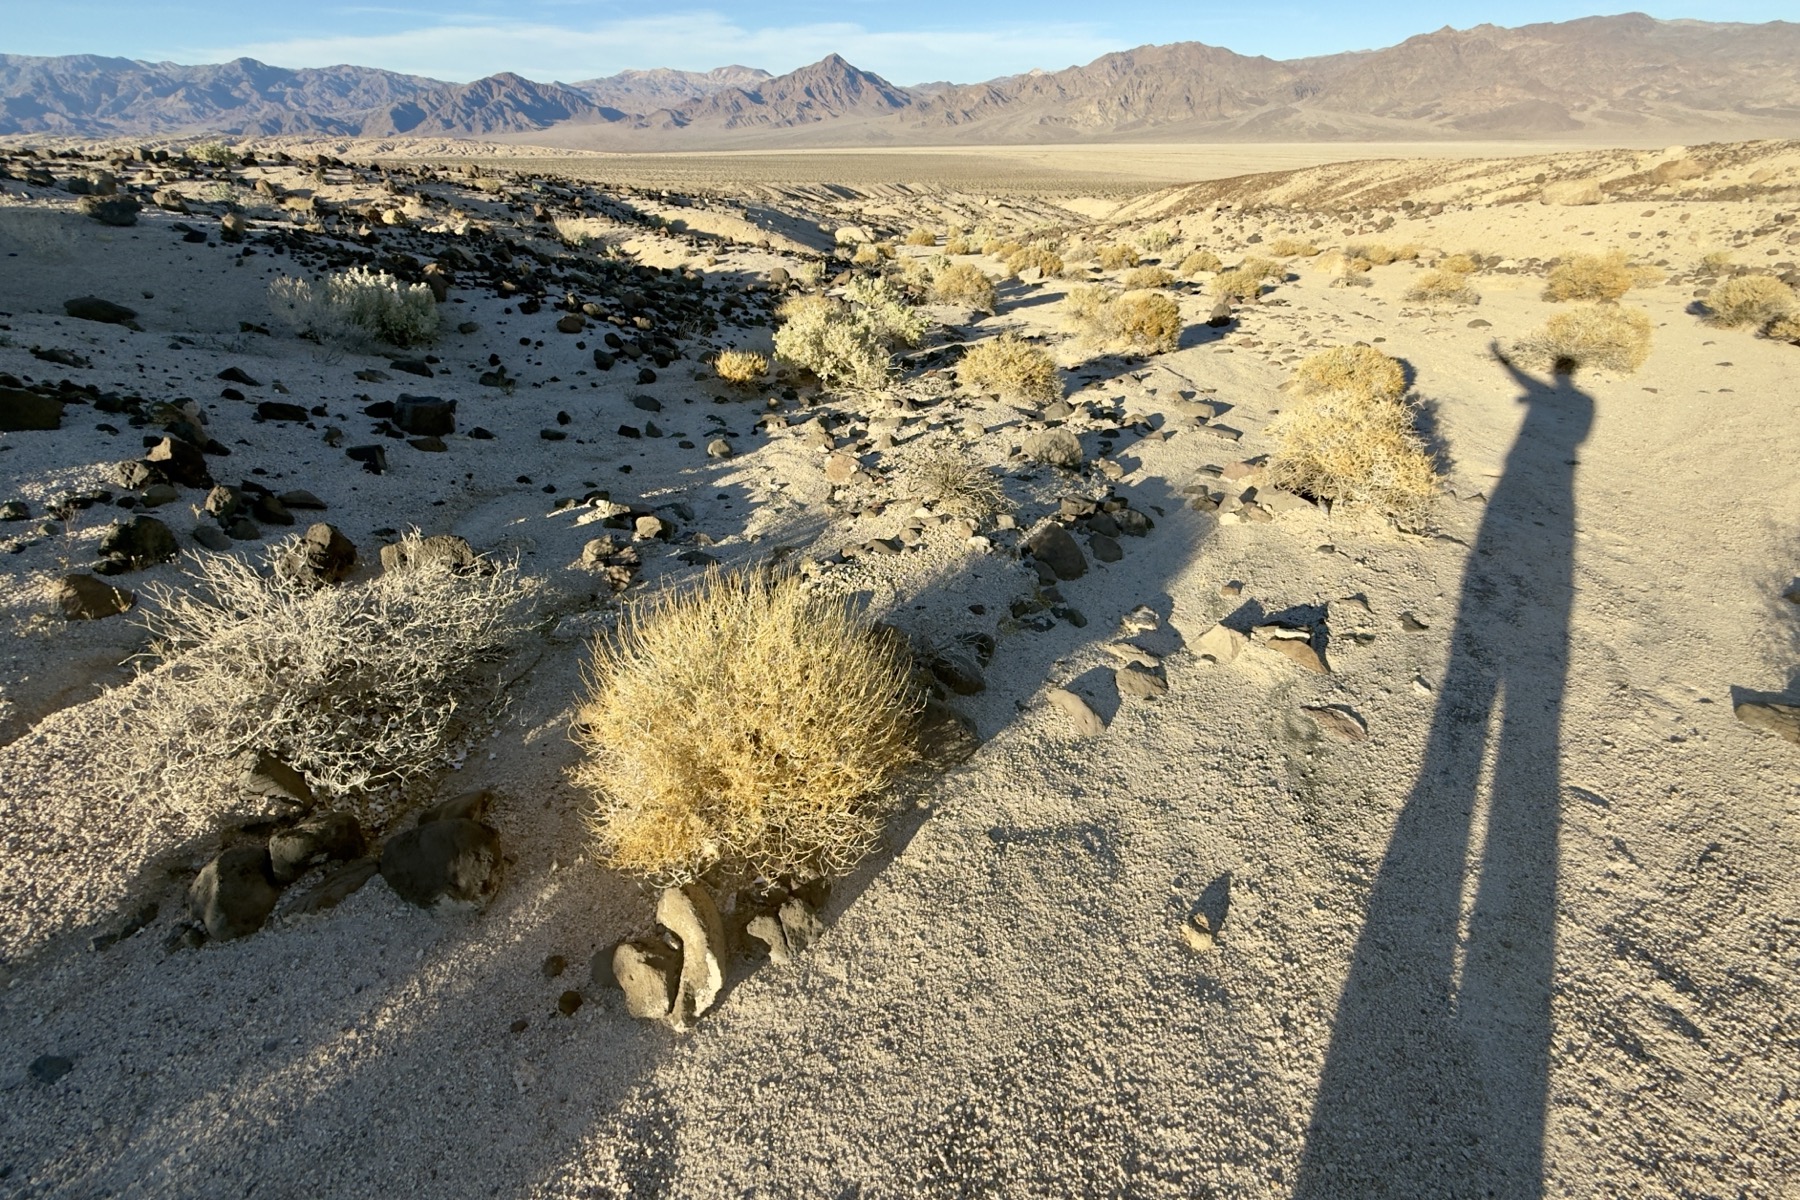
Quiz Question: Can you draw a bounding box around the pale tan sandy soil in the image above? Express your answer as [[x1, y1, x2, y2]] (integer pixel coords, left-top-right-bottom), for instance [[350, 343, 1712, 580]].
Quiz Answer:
[[0, 139, 1795, 1198]]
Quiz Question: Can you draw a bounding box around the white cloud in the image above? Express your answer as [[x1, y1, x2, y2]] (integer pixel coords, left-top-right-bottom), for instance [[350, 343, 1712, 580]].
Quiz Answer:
[[194, 12, 1124, 85]]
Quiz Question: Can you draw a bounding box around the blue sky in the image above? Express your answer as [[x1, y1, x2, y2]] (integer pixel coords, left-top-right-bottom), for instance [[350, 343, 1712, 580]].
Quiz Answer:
[[4, 3, 1795, 85]]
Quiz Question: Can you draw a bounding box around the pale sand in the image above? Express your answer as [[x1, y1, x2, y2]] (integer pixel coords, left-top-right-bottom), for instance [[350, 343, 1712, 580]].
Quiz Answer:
[[0, 140, 1795, 1197]]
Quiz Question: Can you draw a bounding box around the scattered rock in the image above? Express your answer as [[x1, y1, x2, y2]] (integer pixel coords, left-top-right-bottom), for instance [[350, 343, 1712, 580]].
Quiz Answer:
[[657, 883, 727, 1023], [1024, 522, 1087, 581], [380, 534, 478, 574], [95, 515, 177, 573], [240, 751, 314, 813], [288, 858, 378, 915], [274, 523, 357, 586], [557, 990, 584, 1015], [706, 438, 733, 459], [1047, 687, 1105, 736], [380, 818, 503, 908], [64, 296, 137, 325], [778, 897, 823, 954], [1090, 533, 1122, 562], [919, 697, 981, 765], [0, 387, 64, 431], [1115, 662, 1168, 699], [416, 788, 493, 825], [1194, 623, 1246, 664], [613, 939, 680, 1020], [394, 395, 456, 436], [188, 846, 281, 941], [78, 195, 140, 226], [746, 914, 791, 966], [146, 435, 213, 488], [1400, 611, 1430, 632], [269, 812, 367, 884], [930, 649, 986, 695], [1303, 705, 1369, 743], [1259, 632, 1330, 674], [1735, 701, 1800, 745], [54, 573, 133, 619], [1024, 427, 1083, 468], [28, 1055, 74, 1085]]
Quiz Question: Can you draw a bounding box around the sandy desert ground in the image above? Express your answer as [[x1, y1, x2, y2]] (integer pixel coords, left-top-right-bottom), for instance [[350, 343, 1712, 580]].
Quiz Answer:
[[0, 135, 1796, 1198]]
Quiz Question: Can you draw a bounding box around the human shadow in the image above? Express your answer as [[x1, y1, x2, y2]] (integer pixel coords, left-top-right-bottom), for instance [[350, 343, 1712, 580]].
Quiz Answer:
[[1292, 352, 1594, 1199]]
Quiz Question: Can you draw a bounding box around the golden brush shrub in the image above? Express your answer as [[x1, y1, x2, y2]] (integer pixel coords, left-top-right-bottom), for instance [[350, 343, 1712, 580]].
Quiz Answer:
[[904, 226, 938, 246], [1268, 237, 1320, 258], [1267, 389, 1438, 521], [713, 348, 768, 387], [1108, 291, 1182, 353], [1003, 246, 1064, 278], [1516, 304, 1653, 374], [958, 333, 1061, 403], [1290, 345, 1407, 402], [930, 262, 998, 312], [1178, 250, 1222, 276], [574, 569, 921, 886], [1543, 250, 1638, 302], [1705, 274, 1797, 328], [1406, 270, 1481, 305], [1347, 242, 1419, 266], [1121, 265, 1175, 289], [944, 235, 974, 255], [1213, 268, 1265, 302], [1439, 253, 1480, 274], [1095, 244, 1141, 270]]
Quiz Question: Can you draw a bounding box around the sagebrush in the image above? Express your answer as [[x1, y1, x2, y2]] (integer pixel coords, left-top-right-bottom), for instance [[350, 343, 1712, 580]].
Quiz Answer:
[[1291, 344, 1407, 401], [269, 266, 439, 348], [1067, 288, 1181, 353], [1543, 250, 1642, 302], [1122, 266, 1175, 289], [904, 226, 937, 247], [774, 279, 927, 388], [958, 333, 1061, 403], [909, 442, 1008, 520], [1178, 250, 1222, 276], [1406, 270, 1481, 305], [1096, 244, 1141, 270], [574, 569, 921, 886], [128, 533, 530, 800]]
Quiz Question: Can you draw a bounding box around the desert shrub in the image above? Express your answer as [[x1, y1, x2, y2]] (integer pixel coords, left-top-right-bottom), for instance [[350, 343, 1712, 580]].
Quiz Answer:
[[774, 281, 926, 388], [714, 348, 768, 387], [1268, 237, 1320, 258], [1137, 227, 1176, 252], [269, 266, 439, 348], [190, 141, 236, 166], [128, 532, 529, 799], [844, 276, 929, 347], [1095, 244, 1141, 270], [1701, 250, 1735, 272], [909, 441, 1008, 519], [958, 333, 1061, 403], [1238, 256, 1285, 281], [1213, 268, 1266, 302], [851, 243, 882, 267], [573, 569, 920, 886], [931, 262, 998, 312], [793, 259, 825, 287], [1314, 250, 1371, 276], [1543, 250, 1638, 302], [1107, 291, 1182, 353], [1121, 265, 1175, 289], [1439, 253, 1480, 274], [1705, 274, 1796, 328], [983, 238, 1021, 258], [1406, 270, 1481, 305], [1065, 285, 1116, 324], [1515, 304, 1653, 374], [1267, 389, 1438, 521], [1003, 245, 1064, 278], [1291, 345, 1407, 402], [1766, 311, 1800, 342], [1348, 242, 1420, 266], [1178, 250, 1222, 276], [944, 235, 974, 255], [904, 226, 938, 247]]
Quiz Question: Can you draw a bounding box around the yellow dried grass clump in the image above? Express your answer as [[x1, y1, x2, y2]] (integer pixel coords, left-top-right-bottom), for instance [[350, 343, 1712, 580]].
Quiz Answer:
[[574, 569, 921, 886], [1267, 390, 1438, 521], [1347, 243, 1420, 266], [1406, 270, 1481, 305], [713, 348, 768, 387], [1121, 265, 1175, 289], [1268, 237, 1320, 258], [944, 235, 974, 255], [931, 262, 998, 312], [1439, 253, 1480, 275], [904, 227, 938, 247], [1515, 304, 1653, 374], [1291, 344, 1407, 402], [1095, 244, 1141, 270], [983, 238, 1022, 259], [1543, 250, 1639, 302], [1213, 268, 1266, 302], [1065, 286, 1181, 352], [1003, 246, 1064, 278], [1705, 274, 1796, 329], [1268, 346, 1436, 519], [1178, 250, 1222, 276], [958, 333, 1061, 403], [1766, 311, 1800, 342]]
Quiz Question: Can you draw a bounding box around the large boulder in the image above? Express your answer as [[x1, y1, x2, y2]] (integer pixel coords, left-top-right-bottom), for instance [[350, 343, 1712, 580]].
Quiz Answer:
[[0, 387, 63, 432], [95, 516, 177, 574], [380, 819, 502, 907], [269, 812, 367, 884], [1023, 522, 1087, 581], [274, 523, 357, 587], [54, 573, 133, 620]]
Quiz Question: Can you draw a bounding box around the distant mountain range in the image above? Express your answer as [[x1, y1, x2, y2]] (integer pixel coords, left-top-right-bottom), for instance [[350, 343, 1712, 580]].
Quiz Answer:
[[4, 14, 1799, 145]]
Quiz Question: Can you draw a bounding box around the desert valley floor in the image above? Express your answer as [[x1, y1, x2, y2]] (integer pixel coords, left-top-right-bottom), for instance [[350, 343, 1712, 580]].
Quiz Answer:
[[0, 136, 1796, 1198]]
